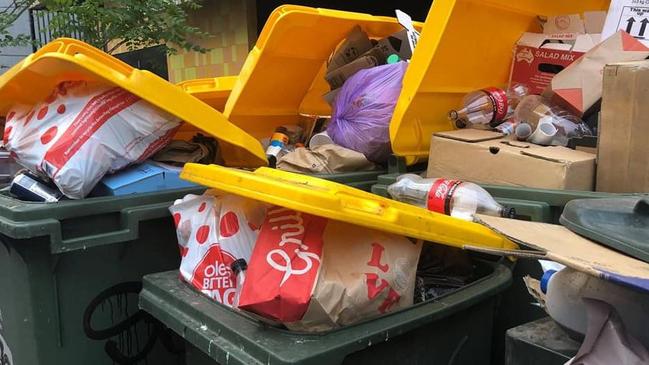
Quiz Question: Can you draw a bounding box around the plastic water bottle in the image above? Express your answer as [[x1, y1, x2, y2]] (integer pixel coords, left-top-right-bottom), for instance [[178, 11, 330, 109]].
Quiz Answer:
[[513, 95, 593, 146], [231, 259, 248, 308], [387, 174, 515, 221], [541, 268, 649, 345], [449, 84, 528, 129]]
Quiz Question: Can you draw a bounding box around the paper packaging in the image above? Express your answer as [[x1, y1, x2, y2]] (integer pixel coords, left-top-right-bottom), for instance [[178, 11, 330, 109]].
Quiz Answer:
[[169, 192, 267, 307], [509, 33, 599, 95], [238, 207, 421, 331], [91, 161, 198, 196], [542, 14, 587, 34], [602, 0, 649, 47], [276, 144, 376, 174], [597, 60, 649, 193], [426, 129, 596, 191], [545, 30, 649, 117], [326, 26, 373, 73]]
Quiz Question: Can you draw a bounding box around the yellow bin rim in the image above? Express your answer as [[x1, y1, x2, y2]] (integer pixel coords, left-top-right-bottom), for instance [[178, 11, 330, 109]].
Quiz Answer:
[[0, 38, 267, 168]]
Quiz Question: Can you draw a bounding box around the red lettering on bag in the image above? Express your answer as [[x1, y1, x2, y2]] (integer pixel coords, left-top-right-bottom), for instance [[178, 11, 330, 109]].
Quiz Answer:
[[364, 242, 402, 314], [366, 242, 389, 273], [377, 288, 401, 314], [365, 273, 390, 300]]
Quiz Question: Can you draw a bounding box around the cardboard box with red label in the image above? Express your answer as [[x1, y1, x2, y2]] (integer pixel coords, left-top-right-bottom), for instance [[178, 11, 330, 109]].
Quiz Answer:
[[509, 33, 600, 95]]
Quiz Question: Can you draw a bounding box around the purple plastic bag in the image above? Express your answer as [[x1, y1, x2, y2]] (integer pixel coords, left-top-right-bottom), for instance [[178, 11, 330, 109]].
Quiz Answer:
[[327, 62, 407, 163]]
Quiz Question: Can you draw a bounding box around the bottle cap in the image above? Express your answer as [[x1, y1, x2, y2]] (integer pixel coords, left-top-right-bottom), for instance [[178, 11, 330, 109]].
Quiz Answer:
[[454, 118, 467, 129], [387, 54, 400, 64], [501, 207, 516, 219], [540, 269, 557, 294], [230, 258, 248, 274]]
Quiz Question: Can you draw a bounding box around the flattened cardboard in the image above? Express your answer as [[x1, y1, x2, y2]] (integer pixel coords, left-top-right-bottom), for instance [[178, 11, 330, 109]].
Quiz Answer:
[[327, 26, 374, 73], [426, 129, 596, 190], [473, 215, 649, 293], [546, 30, 649, 117], [598, 60, 649, 193], [583, 11, 607, 34]]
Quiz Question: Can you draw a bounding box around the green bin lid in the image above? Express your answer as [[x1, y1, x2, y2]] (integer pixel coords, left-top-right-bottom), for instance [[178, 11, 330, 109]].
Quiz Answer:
[[560, 197, 649, 263]]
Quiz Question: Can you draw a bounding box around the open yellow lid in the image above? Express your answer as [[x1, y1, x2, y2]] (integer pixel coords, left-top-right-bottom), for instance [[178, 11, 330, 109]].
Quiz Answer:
[[0, 38, 266, 168], [176, 76, 236, 112], [222, 5, 423, 141], [181, 163, 517, 250]]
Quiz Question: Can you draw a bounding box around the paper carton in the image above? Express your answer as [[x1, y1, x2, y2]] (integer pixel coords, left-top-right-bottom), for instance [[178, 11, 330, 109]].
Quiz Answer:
[[510, 32, 599, 95], [546, 30, 649, 117], [597, 60, 649, 193], [602, 0, 649, 47], [426, 129, 596, 190], [91, 161, 198, 196]]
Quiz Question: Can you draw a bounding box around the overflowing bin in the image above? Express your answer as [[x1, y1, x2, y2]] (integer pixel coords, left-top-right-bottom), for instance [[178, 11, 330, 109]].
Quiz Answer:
[[140, 164, 515, 365], [0, 38, 269, 365]]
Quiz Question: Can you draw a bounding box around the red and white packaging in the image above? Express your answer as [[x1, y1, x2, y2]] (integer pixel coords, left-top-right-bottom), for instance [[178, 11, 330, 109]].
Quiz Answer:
[[509, 32, 599, 95], [238, 207, 326, 322], [3, 81, 181, 199], [169, 192, 267, 307], [239, 206, 422, 331]]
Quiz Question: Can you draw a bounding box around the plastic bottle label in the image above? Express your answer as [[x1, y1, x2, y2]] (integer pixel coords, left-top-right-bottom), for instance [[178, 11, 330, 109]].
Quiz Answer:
[[483, 87, 509, 125], [427, 179, 462, 215]]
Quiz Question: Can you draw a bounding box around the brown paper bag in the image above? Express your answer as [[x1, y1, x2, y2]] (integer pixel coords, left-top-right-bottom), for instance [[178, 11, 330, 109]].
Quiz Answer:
[[276, 144, 376, 174], [286, 221, 422, 332], [546, 30, 649, 116]]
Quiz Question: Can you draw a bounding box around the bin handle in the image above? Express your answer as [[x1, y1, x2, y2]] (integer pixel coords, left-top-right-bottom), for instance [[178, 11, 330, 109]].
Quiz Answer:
[[62, 40, 134, 79], [52, 201, 174, 254]]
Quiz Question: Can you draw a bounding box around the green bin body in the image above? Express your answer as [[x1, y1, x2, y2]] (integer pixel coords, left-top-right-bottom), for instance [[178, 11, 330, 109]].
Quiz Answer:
[[139, 259, 511, 365], [0, 188, 204, 365], [371, 173, 623, 364]]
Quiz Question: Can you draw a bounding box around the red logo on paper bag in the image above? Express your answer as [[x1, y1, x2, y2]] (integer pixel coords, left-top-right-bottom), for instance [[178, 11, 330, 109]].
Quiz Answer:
[[364, 243, 401, 314], [427, 179, 461, 215], [191, 245, 237, 306], [238, 207, 326, 322]]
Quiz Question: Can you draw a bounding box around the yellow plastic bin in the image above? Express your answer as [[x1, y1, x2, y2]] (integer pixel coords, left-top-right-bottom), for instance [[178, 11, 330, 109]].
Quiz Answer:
[[176, 76, 236, 112], [211, 2, 608, 165]]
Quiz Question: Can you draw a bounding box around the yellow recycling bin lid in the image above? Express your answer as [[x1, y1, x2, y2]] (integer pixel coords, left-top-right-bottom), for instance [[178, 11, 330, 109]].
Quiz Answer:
[[390, 0, 610, 163], [180, 163, 517, 250], [176, 76, 236, 112], [221, 5, 423, 140], [0, 38, 266, 168]]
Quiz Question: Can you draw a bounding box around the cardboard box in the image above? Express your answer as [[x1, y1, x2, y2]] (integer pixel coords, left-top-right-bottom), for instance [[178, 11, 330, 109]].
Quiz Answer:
[[426, 129, 596, 190], [91, 161, 198, 196], [546, 30, 649, 117], [597, 60, 649, 193], [510, 32, 599, 95], [602, 0, 649, 47]]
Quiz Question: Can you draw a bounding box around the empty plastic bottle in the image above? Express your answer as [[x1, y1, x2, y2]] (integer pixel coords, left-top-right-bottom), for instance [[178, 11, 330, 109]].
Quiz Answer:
[[387, 174, 515, 221], [449, 84, 528, 129], [513, 95, 593, 146]]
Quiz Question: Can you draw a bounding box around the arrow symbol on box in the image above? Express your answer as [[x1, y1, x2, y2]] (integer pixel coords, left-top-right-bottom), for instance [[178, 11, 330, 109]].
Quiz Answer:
[[626, 17, 636, 33], [640, 19, 649, 37]]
